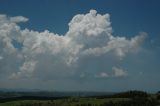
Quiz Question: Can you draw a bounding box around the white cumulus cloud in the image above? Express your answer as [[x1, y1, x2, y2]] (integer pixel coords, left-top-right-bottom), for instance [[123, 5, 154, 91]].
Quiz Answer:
[[0, 10, 146, 80], [112, 67, 128, 77], [95, 72, 109, 78]]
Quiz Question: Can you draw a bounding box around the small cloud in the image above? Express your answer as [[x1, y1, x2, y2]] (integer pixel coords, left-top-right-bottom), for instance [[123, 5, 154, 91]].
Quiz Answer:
[[112, 67, 128, 77], [0, 56, 3, 60], [150, 39, 155, 44], [80, 73, 85, 78], [95, 72, 109, 78], [10, 16, 28, 23], [138, 71, 143, 76]]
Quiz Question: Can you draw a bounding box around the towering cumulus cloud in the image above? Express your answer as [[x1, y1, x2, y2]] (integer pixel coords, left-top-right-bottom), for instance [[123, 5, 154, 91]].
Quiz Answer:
[[0, 10, 147, 80]]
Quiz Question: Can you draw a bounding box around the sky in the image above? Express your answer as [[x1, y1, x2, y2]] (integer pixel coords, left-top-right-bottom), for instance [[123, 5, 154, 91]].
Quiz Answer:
[[0, 0, 160, 92]]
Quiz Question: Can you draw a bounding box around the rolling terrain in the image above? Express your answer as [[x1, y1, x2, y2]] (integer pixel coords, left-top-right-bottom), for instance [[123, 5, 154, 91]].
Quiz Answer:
[[0, 91, 160, 106]]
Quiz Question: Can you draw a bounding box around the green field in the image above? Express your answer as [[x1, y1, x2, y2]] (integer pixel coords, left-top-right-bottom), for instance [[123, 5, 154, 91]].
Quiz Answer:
[[0, 98, 130, 106], [0, 91, 160, 106]]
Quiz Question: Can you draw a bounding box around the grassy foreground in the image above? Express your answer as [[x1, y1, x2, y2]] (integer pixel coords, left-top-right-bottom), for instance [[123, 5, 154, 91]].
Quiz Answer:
[[0, 91, 160, 106], [0, 98, 130, 106]]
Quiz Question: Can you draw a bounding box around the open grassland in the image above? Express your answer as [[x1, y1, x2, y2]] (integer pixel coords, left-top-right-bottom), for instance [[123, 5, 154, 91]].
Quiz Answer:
[[0, 91, 160, 106], [0, 98, 131, 106]]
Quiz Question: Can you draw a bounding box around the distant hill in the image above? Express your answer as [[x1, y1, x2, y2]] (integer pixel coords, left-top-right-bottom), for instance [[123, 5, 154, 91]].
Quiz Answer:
[[0, 89, 114, 99]]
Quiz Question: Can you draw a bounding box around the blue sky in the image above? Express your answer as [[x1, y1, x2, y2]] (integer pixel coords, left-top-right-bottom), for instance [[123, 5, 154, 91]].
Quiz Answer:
[[0, 0, 160, 92], [1, 0, 160, 35]]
